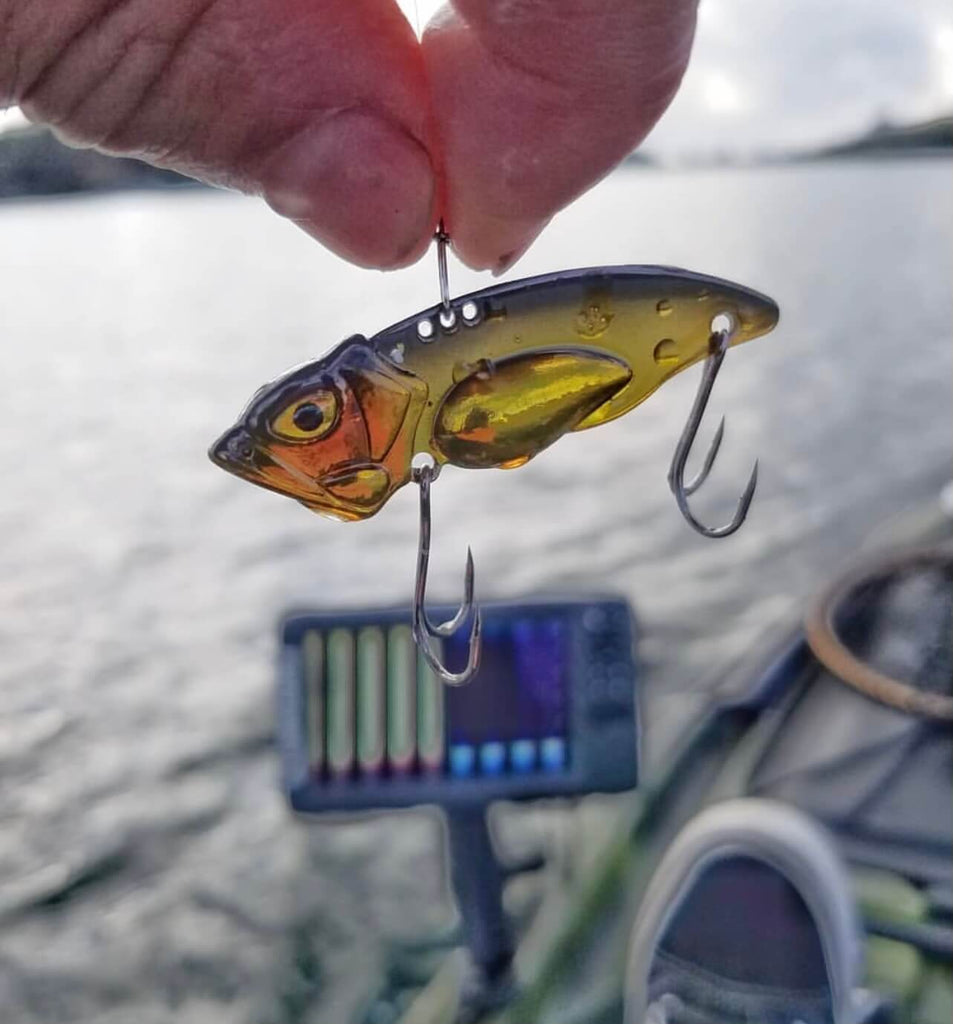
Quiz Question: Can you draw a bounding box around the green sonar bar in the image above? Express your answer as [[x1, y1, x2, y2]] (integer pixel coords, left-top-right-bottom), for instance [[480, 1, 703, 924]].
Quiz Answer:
[[387, 625, 416, 770], [302, 629, 324, 773], [417, 642, 445, 770], [326, 628, 356, 776], [356, 626, 386, 772]]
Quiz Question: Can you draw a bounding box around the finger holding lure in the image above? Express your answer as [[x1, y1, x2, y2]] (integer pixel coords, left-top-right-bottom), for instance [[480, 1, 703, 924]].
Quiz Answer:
[[211, 233, 779, 685]]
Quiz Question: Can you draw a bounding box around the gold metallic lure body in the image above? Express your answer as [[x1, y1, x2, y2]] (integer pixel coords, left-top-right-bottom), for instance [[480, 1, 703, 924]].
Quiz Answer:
[[211, 265, 779, 523]]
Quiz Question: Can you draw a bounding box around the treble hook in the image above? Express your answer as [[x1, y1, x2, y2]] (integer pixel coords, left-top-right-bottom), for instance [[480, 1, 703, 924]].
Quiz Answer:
[[412, 461, 482, 686], [667, 326, 759, 538]]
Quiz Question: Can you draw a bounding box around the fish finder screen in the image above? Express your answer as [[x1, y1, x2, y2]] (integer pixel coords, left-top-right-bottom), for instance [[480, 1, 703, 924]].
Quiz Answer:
[[443, 615, 570, 775]]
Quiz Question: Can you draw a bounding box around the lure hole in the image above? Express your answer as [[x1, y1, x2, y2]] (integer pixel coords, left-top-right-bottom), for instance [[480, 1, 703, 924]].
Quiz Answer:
[[653, 338, 679, 367], [411, 452, 439, 483], [417, 318, 435, 342], [461, 300, 480, 325], [711, 312, 736, 337], [439, 308, 457, 331]]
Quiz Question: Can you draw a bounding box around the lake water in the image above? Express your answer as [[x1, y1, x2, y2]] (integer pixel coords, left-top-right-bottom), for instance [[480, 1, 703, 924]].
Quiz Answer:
[[0, 159, 950, 1022]]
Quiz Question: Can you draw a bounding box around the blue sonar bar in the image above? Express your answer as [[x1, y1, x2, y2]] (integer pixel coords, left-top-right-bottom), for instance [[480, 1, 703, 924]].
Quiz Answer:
[[509, 739, 536, 773], [479, 742, 506, 776], [449, 744, 476, 778], [540, 737, 567, 773]]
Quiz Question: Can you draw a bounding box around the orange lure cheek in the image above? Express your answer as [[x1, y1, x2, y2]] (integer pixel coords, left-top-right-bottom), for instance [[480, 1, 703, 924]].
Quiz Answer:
[[268, 388, 372, 480]]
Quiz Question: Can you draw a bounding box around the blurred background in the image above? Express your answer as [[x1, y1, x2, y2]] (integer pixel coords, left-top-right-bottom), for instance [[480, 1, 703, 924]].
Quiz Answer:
[[0, 1, 950, 1022]]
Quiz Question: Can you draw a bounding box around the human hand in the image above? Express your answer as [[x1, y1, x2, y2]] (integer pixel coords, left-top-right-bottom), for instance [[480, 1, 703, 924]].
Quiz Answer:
[[1, 0, 696, 271]]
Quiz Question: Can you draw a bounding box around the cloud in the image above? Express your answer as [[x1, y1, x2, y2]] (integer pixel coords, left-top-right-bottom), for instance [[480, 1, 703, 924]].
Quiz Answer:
[[399, 1, 950, 154], [396, 0, 442, 36], [647, 0, 953, 155], [0, 107, 30, 136]]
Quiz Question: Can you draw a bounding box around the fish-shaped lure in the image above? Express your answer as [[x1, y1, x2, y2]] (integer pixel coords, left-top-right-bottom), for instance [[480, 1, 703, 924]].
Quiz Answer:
[[211, 263, 779, 685], [210, 266, 778, 522]]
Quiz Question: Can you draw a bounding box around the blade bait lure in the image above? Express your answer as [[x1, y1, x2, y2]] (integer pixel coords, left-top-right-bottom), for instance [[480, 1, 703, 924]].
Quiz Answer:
[[211, 236, 779, 684]]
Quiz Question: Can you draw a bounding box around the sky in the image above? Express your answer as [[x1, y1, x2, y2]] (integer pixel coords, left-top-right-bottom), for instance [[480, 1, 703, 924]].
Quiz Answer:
[[397, 0, 953, 157], [2, 1, 951, 156]]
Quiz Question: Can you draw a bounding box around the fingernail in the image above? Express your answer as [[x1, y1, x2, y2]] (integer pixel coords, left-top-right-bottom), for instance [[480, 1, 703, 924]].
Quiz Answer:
[[262, 110, 436, 268]]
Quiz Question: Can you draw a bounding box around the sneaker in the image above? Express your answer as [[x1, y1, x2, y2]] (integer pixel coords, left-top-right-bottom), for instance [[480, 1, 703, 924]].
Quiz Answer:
[[624, 798, 866, 1024]]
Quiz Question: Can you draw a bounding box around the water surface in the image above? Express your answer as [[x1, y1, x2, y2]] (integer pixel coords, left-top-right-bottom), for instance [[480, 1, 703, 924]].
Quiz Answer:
[[0, 159, 949, 1022]]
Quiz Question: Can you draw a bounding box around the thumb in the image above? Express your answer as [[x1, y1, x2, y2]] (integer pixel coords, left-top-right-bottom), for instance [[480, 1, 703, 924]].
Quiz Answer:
[[2, 0, 438, 268]]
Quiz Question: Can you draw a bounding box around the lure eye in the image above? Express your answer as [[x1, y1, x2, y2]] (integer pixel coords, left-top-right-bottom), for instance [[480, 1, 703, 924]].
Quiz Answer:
[[293, 403, 324, 431], [271, 390, 339, 442]]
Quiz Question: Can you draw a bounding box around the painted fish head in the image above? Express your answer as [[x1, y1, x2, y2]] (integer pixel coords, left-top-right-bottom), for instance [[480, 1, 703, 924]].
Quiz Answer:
[[209, 336, 427, 521]]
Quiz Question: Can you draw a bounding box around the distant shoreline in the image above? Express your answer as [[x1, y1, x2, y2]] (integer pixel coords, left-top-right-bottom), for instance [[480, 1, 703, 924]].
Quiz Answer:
[[1, 114, 950, 201], [1, 149, 950, 207], [0, 126, 198, 201]]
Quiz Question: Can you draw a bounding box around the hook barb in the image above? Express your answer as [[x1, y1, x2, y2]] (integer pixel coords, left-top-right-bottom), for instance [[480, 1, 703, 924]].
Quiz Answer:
[[667, 329, 759, 539], [412, 461, 482, 685]]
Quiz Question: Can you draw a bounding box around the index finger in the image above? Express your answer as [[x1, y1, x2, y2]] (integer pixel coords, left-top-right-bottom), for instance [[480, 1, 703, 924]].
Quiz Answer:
[[422, 0, 698, 270]]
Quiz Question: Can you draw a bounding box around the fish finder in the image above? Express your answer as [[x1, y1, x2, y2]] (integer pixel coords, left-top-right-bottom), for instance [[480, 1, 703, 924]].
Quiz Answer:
[[277, 597, 639, 811], [276, 596, 638, 1010]]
